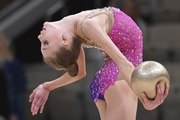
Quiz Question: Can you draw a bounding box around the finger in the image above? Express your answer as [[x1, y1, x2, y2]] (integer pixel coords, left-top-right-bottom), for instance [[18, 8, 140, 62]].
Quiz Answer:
[[141, 93, 148, 103], [156, 84, 163, 103], [31, 100, 36, 115], [34, 105, 40, 115], [34, 99, 44, 115], [163, 83, 170, 98], [32, 102, 40, 115], [139, 97, 143, 103], [140, 93, 149, 108], [158, 84, 164, 103], [31, 94, 40, 114], [29, 88, 38, 102], [31, 101, 35, 115], [32, 100, 42, 115], [138, 95, 144, 104], [29, 92, 35, 102], [40, 101, 46, 114], [155, 84, 160, 100]]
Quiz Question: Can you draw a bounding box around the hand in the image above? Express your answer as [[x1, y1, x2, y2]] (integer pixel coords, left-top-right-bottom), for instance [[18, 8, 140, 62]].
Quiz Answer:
[[139, 83, 170, 110], [29, 84, 50, 115]]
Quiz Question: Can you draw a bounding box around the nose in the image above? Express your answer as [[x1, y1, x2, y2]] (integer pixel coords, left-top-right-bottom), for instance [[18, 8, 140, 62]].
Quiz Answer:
[[43, 22, 50, 26]]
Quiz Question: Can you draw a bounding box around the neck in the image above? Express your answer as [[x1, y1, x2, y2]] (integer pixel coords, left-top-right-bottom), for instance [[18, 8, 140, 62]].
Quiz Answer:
[[57, 15, 78, 35]]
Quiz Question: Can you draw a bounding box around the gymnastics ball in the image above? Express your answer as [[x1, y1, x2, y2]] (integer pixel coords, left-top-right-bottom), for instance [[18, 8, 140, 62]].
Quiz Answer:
[[131, 61, 170, 99]]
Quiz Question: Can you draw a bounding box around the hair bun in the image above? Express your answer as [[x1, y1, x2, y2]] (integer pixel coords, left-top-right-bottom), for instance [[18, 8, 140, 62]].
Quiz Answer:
[[66, 62, 78, 77]]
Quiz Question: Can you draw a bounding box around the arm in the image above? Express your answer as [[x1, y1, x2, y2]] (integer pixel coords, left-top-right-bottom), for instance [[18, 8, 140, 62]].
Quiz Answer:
[[82, 19, 170, 110], [29, 46, 86, 115], [43, 46, 86, 91], [82, 19, 134, 88]]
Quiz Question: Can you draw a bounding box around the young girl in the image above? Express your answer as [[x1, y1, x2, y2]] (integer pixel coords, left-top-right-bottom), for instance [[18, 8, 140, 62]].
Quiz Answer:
[[29, 7, 169, 120]]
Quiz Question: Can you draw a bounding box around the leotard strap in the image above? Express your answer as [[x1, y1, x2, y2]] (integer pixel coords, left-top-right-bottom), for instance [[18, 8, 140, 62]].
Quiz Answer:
[[80, 7, 114, 48]]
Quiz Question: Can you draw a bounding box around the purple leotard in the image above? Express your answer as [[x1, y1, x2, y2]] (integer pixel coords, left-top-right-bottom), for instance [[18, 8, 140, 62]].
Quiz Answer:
[[88, 7, 143, 101]]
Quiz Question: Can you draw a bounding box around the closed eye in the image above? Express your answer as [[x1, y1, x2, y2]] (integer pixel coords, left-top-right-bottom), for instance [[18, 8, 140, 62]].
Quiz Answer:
[[41, 41, 49, 50], [43, 41, 49, 45]]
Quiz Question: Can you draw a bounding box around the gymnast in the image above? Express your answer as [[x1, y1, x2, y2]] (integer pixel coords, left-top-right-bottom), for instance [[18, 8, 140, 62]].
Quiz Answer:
[[29, 7, 169, 120]]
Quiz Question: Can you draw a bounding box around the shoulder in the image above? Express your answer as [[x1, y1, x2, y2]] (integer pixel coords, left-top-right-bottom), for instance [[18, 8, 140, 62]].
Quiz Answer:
[[81, 8, 114, 33], [75, 7, 114, 39], [80, 15, 111, 37]]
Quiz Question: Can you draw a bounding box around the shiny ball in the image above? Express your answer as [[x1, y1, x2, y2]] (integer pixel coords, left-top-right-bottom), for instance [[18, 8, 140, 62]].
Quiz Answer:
[[131, 61, 170, 99]]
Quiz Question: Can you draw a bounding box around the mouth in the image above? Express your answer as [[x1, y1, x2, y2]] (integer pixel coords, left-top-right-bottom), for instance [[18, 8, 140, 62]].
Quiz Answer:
[[40, 27, 46, 34], [42, 27, 46, 31]]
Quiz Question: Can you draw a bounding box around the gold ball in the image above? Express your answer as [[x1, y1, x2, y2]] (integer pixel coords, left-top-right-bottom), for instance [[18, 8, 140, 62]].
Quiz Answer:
[[131, 61, 170, 99]]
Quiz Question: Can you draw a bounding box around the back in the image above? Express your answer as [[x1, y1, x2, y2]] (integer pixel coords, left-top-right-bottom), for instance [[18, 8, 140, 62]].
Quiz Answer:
[[108, 7, 143, 67]]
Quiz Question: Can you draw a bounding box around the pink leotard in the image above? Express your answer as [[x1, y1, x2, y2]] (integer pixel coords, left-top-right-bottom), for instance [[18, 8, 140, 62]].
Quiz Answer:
[[87, 7, 143, 101]]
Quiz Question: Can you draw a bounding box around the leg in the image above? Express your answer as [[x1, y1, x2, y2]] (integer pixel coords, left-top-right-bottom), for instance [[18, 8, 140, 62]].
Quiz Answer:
[[104, 80, 138, 120], [95, 99, 107, 120]]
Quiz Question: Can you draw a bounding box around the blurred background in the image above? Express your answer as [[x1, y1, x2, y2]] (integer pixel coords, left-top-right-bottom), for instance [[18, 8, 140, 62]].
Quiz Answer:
[[0, 0, 180, 120]]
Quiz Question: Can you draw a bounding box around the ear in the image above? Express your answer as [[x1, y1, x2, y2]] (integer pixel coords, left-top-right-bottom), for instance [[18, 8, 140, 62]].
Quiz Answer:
[[62, 34, 70, 45]]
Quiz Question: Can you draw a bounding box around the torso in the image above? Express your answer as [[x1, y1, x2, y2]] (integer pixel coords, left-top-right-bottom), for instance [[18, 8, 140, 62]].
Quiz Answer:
[[89, 7, 143, 100]]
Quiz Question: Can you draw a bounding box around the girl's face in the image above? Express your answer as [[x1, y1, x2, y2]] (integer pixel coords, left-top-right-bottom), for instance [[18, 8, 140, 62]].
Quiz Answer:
[[38, 22, 65, 58]]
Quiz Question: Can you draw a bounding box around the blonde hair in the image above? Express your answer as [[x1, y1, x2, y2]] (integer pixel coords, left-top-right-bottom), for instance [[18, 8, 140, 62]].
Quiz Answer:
[[44, 36, 82, 77]]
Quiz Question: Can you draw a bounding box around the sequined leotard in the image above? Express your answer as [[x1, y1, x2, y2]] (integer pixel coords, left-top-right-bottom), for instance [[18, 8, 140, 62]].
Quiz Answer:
[[83, 7, 143, 101]]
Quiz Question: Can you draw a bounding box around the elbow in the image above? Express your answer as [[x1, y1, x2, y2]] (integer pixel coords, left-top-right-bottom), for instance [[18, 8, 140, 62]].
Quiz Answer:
[[118, 59, 134, 69], [77, 71, 86, 79]]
